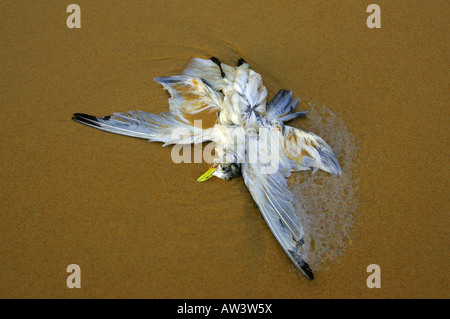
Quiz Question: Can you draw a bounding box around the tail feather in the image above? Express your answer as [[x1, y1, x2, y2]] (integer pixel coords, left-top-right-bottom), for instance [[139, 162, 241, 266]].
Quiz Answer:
[[266, 89, 307, 122]]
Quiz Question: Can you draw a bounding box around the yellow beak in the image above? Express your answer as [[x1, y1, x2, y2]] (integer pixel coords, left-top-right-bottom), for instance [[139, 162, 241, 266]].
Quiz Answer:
[[197, 166, 217, 182]]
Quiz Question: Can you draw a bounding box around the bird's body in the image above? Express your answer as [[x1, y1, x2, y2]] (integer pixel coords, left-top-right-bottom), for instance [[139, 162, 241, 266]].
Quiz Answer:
[[72, 57, 341, 280]]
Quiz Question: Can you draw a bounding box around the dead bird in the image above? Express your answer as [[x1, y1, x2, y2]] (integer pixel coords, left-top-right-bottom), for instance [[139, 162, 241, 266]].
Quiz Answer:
[[72, 57, 341, 280]]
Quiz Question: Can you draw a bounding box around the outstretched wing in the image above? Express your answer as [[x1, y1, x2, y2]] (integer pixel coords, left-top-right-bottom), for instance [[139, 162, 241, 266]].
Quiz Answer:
[[73, 74, 223, 144], [283, 125, 342, 176], [241, 135, 314, 280], [266, 89, 307, 122], [72, 111, 211, 146]]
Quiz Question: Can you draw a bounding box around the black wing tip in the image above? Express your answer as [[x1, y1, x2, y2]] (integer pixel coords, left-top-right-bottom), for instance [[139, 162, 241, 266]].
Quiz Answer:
[[237, 58, 247, 66], [288, 250, 315, 281], [299, 261, 315, 281], [210, 57, 225, 78], [73, 113, 98, 121], [72, 113, 101, 127], [72, 113, 112, 122]]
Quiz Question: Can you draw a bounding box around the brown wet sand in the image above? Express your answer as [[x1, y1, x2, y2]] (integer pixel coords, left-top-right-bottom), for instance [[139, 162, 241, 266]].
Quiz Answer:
[[0, 1, 448, 298]]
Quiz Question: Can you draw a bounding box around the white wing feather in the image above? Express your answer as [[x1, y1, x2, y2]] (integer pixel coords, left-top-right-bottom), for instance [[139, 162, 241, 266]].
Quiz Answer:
[[182, 57, 237, 91], [283, 126, 342, 176], [72, 111, 209, 145], [154, 75, 223, 122], [241, 134, 314, 279]]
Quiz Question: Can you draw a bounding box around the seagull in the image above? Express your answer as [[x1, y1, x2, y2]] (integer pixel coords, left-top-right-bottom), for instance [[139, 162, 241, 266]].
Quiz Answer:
[[72, 57, 341, 280]]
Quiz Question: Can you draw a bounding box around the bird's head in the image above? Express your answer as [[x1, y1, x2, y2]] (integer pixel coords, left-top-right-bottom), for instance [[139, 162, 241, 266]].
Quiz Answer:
[[197, 163, 241, 182]]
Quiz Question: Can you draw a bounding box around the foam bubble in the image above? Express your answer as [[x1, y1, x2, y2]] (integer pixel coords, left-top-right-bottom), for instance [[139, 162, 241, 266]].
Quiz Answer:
[[288, 104, 359, 270]]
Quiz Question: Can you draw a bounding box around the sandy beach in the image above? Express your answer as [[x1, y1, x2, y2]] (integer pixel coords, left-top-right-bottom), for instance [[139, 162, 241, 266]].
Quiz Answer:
[[0, 0, 448, 298]]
